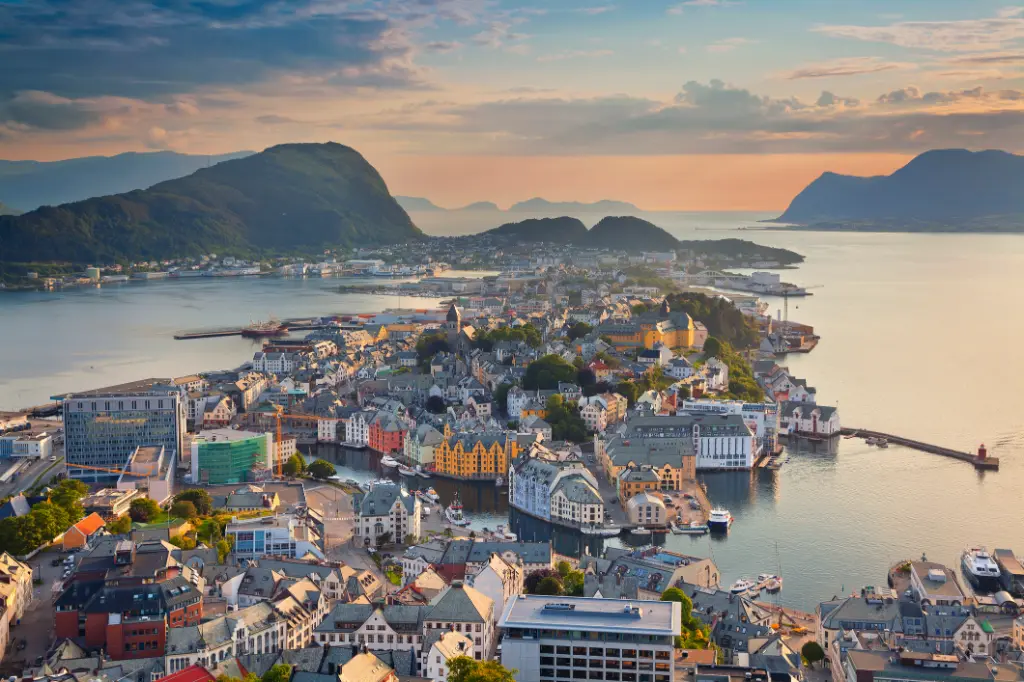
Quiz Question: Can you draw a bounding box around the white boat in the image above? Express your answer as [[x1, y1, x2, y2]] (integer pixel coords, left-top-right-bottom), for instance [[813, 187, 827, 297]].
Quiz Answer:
[[765, 577, 783, 592], [421, 506, 431, 518], [381, 455, 400, 468], [495, 476, 504, 487], [730, 578, 756, 594], [591, 526, 622, 537], [415, 466, 432, 479], [674, 521, 709, 535], [494, 524, 517, 541], [961, 547, 1002, 593], [398, 465, 416, 476], [708, 508, 733, 533], [423, 488, 441, 503], [445, 494, 470, 527]]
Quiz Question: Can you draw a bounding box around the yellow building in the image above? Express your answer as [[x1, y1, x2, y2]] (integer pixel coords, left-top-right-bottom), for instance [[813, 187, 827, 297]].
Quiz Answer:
[[433, 425, 522, 480], [597, 299, 695, 352]]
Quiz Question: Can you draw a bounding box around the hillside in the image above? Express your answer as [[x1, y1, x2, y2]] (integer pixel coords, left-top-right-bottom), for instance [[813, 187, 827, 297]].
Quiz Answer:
[[458, 201, 500, 211], [485, 217, 589, 244], [777, 149, 1024, 229], [0, 202, 20, 216], [677, 238, 803, 264], [396, 196, 444, 211], [0, 143, 422, 263], [584, 216, 679, 251], [0, 150, 252, 211]]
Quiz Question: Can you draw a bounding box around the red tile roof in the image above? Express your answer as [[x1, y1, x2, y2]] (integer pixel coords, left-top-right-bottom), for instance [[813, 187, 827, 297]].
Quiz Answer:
[[72, 512, 106, 537], [157, 666, 216, 682]]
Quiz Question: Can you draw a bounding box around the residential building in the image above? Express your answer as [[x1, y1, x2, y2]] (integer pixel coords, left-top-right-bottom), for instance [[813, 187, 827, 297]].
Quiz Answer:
[[226, 514, 324, 560], [369, 412, 408, 454], [0, 553, 33, 623], [509, 451, 603, 527], [421, 630, 473, 682], [164, 601, 288, 672], [201, 396, 236, 429], [602, 414, 755, 472], [842, 649, 1015, 682], [520, 415, 552, 441], [579, 402, 607, 433], [616, 466, 662, 501], [61, 379, 186, 481], [626, 491, 667, 526], [405, 424, 444, 468], [580, 548, 720, 598], [780, 401, 841, 438], [499, 595, 680, 682], [678, 399, 780, 456], [233, 372, 269, 411], [356, 483, 421, 547], [433, 426, 520, 481], [190, 430, 273, 485], [345, 411, 373, 446], [465, 553, 523, 625], [599, 433, 696, 495], [63, 512, 106, 550]]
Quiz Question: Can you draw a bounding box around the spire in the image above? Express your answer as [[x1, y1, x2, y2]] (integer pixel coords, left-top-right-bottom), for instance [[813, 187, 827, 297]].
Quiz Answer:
[[659, 298, 670, 318], [446, 303, 461, 323]]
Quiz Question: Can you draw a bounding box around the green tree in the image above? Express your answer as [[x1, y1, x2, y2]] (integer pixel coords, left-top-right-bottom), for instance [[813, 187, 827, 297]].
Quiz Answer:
[[416, 332, 451, 362], [524, 355, 578, 390], [556, 560, 572, 577], [307, 459, 336, 480], [426, 395, 447, 414], [175, 489, 213, 516], [169, 534, 197, 550], [108, 515, 132, 535], [493, 384, 512, 412], [702, 336, 722, 360], [802, 642, 825, 667], [129, 497, 161, 523], [447, 657, 517, 682], [262, 664, 292, 682], [567, 322, 593, 341], [617, 381, 640, 406], [171, 500, 199, 520], [216, 539, 232, 563], [283, 453, 306, 477], [535, 576, 563, 595], [662, 587, 710, 649], [563, 569, 585, 596]]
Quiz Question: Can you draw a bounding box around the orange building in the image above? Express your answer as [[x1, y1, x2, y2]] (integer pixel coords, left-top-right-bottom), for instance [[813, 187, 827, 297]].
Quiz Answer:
[[433, 425, 523, 481]]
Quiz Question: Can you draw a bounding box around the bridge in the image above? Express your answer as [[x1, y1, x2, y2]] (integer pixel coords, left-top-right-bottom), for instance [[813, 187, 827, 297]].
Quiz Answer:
[[673, 270, 747, 283]]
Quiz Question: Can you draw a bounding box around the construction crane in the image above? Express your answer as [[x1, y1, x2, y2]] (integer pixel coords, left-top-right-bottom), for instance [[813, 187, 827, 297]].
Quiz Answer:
[[271, 407, 320, 478], [780, 284, 824, 334]]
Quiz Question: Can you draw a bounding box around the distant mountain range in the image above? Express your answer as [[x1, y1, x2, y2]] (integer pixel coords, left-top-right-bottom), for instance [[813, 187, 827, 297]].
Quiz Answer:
[[776, 149, 1024, 231], [396, 196, 641, 213], [484, 215, 802, 262], [0, 143, 421, 263], [0, 150, 254, 212]]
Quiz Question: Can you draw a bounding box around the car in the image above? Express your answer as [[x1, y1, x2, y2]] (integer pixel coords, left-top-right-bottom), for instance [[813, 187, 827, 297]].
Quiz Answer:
[[51, 558, 62, 567], [49, 455, 57, 462]]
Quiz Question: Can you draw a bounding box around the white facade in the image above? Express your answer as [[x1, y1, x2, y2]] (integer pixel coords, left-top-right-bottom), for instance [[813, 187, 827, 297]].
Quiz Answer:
[[318, 417, 340, 443], [422, 632, 474, 682], [580, 403, 607, 433], [679, 399, 779, 455], [355, 485, 422, 547], [695, 431, 755, 470], [782, 403, 841, 437], [465, 554, 523, 628], [345, 411, 372, 446], [7, 433, 53, 458], [252, 352, 298, 375]]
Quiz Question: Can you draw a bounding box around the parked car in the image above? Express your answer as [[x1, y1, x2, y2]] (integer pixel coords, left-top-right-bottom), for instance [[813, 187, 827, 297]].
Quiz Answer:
[[51, 558, 62, 567]]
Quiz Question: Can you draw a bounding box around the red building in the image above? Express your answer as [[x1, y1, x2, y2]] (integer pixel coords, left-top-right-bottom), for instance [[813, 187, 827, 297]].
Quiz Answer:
[[55, 539, 203, 660], [368, 412, 408, 454]]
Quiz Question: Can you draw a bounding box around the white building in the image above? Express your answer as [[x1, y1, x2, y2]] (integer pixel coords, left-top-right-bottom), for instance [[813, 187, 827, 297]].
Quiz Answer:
[[356, 483, 421, 547], [4, 432, 53, 458], [579, 402, 607, 433], [345, 410, 374, 446], [509, 452, 604, 527], [626, 491, 667, 525], [499, 595, 680, 682], [422, 631, 474, 682], [465, 553, 523, 627], [780, 401, 840, 437], [679, 399, 780, 455], [703, 357, 730, 392], [252, 351, 299, 375], [226, 514, 324, 560], [621, 414, 755, 470]]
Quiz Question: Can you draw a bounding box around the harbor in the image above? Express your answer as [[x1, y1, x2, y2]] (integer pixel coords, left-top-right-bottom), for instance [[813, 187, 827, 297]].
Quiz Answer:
[[841, 427, 999, 470]]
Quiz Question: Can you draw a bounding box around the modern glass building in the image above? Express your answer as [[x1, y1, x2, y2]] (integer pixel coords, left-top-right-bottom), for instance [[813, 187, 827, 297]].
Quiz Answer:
[[61, 379, 185, 481], [190, 429, 272, 484]]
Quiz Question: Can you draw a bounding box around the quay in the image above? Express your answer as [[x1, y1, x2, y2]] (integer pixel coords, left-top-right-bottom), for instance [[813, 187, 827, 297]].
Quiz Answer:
[[841, 427, 998, 470]]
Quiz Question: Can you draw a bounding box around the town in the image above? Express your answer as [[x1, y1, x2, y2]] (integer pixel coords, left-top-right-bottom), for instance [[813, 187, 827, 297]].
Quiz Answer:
[[3, 237, 1020, 682]]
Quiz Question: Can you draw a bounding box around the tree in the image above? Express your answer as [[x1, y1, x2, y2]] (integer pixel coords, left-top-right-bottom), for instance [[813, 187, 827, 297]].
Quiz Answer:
[[523, 355, 578, 390], [416, 331, 451, 362], [617, 381, 640, 406], [216, 539, 232, 563], [307, 459, 336, 480], [50, 479, 88, 520], [563, 569, 585, 596], [175, 489, 213, 516], [283, 453, 306, 477], [535, 576, 563, 595], [170, 501, 198, 520], [662, 587, 710, 649], [524, 568, 561, 593], [129, 497, 161, 523], [108, 515, 132, 535], [702, 336, 722, 360], [493, 384, 512, 413], [447, 657, 517, 682], [802, 642, 825, 668], [576, 368, 596, 388], [556, 560, 572, 577], [169, 534, 197, 550], [567, 322, 593, 341], [262, 664, 292, 682], [426, 395, 447, 414]]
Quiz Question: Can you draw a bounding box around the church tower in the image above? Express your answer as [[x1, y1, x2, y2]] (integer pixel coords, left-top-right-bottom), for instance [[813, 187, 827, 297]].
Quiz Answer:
[[445, 303, 462, 353]]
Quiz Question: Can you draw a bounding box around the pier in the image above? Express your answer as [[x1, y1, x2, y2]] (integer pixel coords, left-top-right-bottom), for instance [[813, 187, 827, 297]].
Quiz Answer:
[[841, 427, 998, 470]]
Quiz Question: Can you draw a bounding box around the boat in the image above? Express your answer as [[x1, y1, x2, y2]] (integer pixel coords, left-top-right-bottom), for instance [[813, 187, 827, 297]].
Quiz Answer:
[[865, 437, 880, 446], [241, 319, 288, 338], [630, 527, 652, 537], [495, 476, 504, 487], [730, 578, 756, 594], [380, 455, 400, 468], [397, 465, 416, 476], [765, 576, 783, 592], [415, 466, 432, 479], [707, 508, 733, 533], [591, 526, 622, 537], [423, 488, 441, 503], [961, 547, 1002, 593], [877, 439, 889, 448], [677, 521, 709, 535], [494, 525, 517, 541], [344, 479, 360, 487], [445, 494, 470, 527]]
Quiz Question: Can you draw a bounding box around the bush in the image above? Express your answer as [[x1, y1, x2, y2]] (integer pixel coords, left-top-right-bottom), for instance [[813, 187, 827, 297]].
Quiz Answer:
[[129, 497, 162, 523], [175, 489, 213, 516], [425, 395, 447, 414], [108, 515, 132, 535], [283, 453, 306, 477], [170, 501, 198, 520], [307, 459, 336, 480]]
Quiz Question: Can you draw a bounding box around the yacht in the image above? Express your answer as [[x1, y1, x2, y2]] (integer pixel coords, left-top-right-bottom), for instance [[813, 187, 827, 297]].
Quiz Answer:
[[961, 547, 1002, 593], [415, 466, 432, 479], [707, 508, 733, 533], [380, 455, 400, 468], [730, 578, 756, 594], [445, 493, 471, 527], [397, 464, 416, 476]]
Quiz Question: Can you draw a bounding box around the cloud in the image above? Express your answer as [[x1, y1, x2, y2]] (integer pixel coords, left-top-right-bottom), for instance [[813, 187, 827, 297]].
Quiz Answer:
[[782, 56, 917, 79], [706, 37, 752, 53], [536, 49, 614, 62], [255, 114, 300, 125], [424, 40, 463, 53], [576, 6, 617, 15], [816, 91, 860, 108], [942, 50, 1024, 65], [0, 91, 104, 130], [668, 0, 736, 11], [875, 85, 1024, 106], [814, 12, 1024, 52]]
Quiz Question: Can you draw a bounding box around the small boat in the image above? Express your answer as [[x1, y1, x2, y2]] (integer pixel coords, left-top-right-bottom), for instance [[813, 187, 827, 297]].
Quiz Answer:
[[865, 437, 879, 446], [707, 508, 733, 533], [397, 464, 416, 476], [495, 476, 504, 487], [730, 578, 755, 594], [495, 524, 517, 541], [445, 493, 470, 527], [677, 521, 709, 535], [415, 466, 432, 479], [381, 455, 400, 468], [591, 526, 622, 537], [630, 527, 652, 537], [765, 577, 783, 592], [423, 488, 441, 503]]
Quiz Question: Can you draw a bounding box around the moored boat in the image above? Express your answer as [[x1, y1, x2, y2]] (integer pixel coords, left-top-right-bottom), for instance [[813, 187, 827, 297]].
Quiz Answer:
[[397, 464, 416, 476], [423, 487, 441, 503], [415, 466, 432, 478], [445, 493, 470, 527], [961, 546, 1002, 593], [708, 508, 733, 533], [241, 319, 288, 338], [730, 578, 755, 594], [380, 455, 400, 468]]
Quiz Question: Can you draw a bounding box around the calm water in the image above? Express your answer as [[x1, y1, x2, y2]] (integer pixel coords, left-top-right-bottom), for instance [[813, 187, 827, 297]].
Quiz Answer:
[[4, 212, 1023, 609]]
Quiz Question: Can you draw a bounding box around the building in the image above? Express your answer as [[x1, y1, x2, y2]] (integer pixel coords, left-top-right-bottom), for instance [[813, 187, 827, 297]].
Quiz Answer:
[[63, 512, 106, 550], [61, 379, 186, 481], [405, 424, 444, 468], [597, 299, 696, 351], [226, 515, 324, 560], [465, 553, 523, 629], [433, 426, 520, 481], [190, 429, 273, 485], [508, 451, 603, 528], [355, 484, 421, 547], [345, 411, 373, 446], [600, 414, 755, 474], [369, 412, 408, 454], [579, 402, 607, 433], [625, 491, 667, 526], [0, 553, 33, 623], [600, 437, 696, 496], [909, 561, 966, 607], [82, 488, 144, 519], [499, 595, 680, 682], [679, 399, 780, 455], [2, 432, 53, 459], [200, 396, 236, 429], [842, 649, 1014, 682], [780, 401, 841, 438], [116, 444, 176, 504], [580, 548, 720, 598], [421, 630, 473, 682]]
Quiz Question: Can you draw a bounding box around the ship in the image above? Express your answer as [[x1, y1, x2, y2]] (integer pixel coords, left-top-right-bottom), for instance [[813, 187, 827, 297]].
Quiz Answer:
[[445, 493, 470, 527], [241, 319, 288, 338], [961, 547, 1002, 593], [708, 507, 734, 533]]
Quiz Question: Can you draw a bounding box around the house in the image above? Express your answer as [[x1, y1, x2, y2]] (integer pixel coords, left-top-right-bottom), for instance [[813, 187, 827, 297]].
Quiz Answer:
[[519, 415, 551, 441], [509, 452, 603, 527], [464, 553, 523, 624], [909, 561, 966, 607], [579, 402, 607, 433], [356, 484, 421, 547], [0, 553, 33, 623], [421, 631, 473, 682], [201, 396, 237, 429], [368, 412, 408, 454], [344, 411, 374, 446], [780, 401, 840, 437], [63, 512, 106, 550], [625, 491, 667, 526], [666, 356, 694, 380], [404, 424, 444, 468]]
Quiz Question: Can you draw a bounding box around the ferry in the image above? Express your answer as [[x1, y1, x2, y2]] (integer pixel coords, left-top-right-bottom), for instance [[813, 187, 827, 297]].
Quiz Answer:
[[961, 547, 1002, 593], [707, 508, 733, 533], [445, 494, 470, 527], [380, 455, 400, 469]]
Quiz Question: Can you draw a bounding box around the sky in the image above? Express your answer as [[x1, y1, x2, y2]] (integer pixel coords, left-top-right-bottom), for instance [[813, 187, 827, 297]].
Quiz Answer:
[[1, 0, 1023, 210]]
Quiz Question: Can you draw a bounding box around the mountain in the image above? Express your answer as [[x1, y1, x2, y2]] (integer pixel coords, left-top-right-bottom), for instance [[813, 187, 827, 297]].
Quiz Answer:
[[396, 196, 444, 212], [0, 202, 20, 216], [509, 198, 640, 213], [777, 149, 1024, 229], [457, 201, 500, 211], [584, 216, 679, 251], [0, 142, 422, 263], [0, 150, 253, 212], [485, 217, 588, 244]]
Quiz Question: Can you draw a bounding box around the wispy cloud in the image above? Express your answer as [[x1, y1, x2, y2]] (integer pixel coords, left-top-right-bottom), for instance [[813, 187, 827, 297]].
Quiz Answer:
[[782, 56, 917, 79], [536, 49, 614, 62], [576, 6, 617, 15], [814, 11, 1024, 51], [424, 40, 463, 54], [706, 37, 752, 53]]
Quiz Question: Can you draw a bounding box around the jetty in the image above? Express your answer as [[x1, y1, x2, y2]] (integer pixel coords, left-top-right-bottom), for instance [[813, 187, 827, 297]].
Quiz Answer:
[[841, 427, 998, 470]]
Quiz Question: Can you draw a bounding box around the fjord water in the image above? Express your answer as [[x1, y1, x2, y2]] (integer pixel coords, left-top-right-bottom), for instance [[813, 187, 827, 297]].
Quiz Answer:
[[3, 211, 1023, 608]]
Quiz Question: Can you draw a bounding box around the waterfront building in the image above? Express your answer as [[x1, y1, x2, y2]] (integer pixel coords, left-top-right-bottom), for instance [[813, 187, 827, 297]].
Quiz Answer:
[[345, 410, 374, 446], [508, 451, 603, 527], [600, 435, 696, 496], [190, 429, 272, 485], [433, 425, 520, 481], [368, 412, 408, 454], [678, 399, 780, 455], [596, 299, 696, 351], [601, 414, 755, 472], [498, 595, 680, 682], [355, 483, 421, 547], [780, 401, 841, 437], [405, 424, 444, 467], [582, 548, 720, 599], [61, 379, 186, 481], [625, 490, 666, 526], [225, 514, 323, 560], [909, 560, 966, 607]]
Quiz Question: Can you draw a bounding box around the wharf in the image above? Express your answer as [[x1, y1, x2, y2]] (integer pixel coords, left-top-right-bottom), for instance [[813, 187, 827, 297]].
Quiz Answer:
[[841, 428, 998, 470]]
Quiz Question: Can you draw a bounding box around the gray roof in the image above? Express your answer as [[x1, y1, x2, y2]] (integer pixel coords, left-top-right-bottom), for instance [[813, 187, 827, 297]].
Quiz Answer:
[[780, 400, 837, 420], [819, 595, 902, 631], [584, 573, 638, 600], [425, 583, 493, 623], [405, 539, 448, 564], [464, 540, 552, 565], [552, 474, 602, 505], [357, 484, 417, 517], [605, 436, 694, 468]]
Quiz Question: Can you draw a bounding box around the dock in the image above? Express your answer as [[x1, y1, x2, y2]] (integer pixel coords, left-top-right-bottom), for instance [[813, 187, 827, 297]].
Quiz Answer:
[[841, 427, 998, 470]]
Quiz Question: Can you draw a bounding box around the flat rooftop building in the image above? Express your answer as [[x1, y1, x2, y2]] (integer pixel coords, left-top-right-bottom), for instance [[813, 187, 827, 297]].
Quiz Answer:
[[499, 595, 680, 682]]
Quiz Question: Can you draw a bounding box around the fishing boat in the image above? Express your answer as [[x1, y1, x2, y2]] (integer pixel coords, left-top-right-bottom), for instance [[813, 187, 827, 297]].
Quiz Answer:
[[730, 578, 756, 594], [380, 455, 400, 468], [423, 488, 441, 503], [707, 508, 733, 533], [397, 464, 416, 476], [676, 521, 709, 535], [445, 494, 470, 527]]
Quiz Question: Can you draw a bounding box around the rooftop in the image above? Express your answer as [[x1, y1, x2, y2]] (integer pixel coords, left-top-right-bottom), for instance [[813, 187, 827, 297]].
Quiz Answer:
[[499, 595, 679, 636]]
